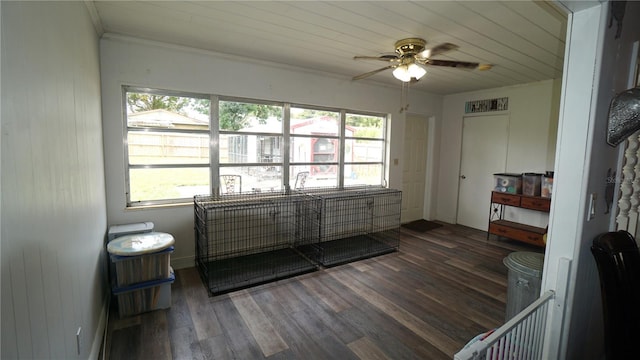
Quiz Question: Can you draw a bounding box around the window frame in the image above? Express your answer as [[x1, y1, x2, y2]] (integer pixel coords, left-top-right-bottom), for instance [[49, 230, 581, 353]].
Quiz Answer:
[[123, 86, 212, 207], [343, 111, 388, 187], [215, 96, 286, 194], [122, 87, 389, 207], [289, 104, 343, 187]]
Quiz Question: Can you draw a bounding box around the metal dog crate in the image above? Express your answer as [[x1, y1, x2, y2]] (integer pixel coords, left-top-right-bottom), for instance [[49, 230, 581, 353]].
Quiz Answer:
[[194, 192, 321, 295], [298, 187, 402, 266]]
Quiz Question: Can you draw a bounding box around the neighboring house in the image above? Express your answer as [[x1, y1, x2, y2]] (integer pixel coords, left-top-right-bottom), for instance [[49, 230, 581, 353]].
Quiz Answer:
[[290, 116, 355, 176], [1, 1, 638, 360]]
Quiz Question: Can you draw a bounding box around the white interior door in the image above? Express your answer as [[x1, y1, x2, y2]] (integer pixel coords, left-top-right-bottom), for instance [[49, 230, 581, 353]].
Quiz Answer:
[[402, 114, 428, 223], [457, 114, 509, 230]]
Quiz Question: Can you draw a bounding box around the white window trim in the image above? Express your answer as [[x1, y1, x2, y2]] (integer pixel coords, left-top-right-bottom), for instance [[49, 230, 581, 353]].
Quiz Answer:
[[123, 87, 388, 207]]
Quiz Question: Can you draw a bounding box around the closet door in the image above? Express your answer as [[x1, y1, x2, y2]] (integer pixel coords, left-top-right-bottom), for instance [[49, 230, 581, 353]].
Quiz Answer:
[[402, 114, 429, 223], [457, 114, 509, 230]]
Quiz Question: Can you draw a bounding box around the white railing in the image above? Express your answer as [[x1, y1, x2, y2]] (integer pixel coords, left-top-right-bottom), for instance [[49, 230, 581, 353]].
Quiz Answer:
[[454, 290, 555, 360]]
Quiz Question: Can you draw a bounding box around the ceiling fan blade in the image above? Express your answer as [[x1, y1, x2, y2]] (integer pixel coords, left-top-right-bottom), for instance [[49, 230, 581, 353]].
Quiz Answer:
[[423, 42, 459, 58], [353, 54, 399, 61], [352, 65, 395, 80], [425, 59, 482, 69]]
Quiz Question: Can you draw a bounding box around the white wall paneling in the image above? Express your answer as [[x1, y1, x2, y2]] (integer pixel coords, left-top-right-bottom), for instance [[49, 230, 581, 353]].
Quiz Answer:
[[543, 1, 640, 357], [100, 35, 443, 269], [435, 79, 561, 224], [1, 2, 108, 359]]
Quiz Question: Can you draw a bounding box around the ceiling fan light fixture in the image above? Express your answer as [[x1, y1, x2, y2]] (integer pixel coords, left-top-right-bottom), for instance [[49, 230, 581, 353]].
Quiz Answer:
[[418, 49, 431, 59], [353, 38, 484, 82], [408, 63, 427, 79], [393, 65, 411, 82], [393, 63, 426, 82]]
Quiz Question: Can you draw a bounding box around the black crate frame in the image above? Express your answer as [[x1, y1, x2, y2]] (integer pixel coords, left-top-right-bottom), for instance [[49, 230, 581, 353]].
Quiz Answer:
[[194, 187, 401, 296], [297, 187, 402, 266], [194, 192, 321, 295]]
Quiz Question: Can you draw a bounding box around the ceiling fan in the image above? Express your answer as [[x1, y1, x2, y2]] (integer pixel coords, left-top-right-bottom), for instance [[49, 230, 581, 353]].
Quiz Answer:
[[352, 38, 492, 82]]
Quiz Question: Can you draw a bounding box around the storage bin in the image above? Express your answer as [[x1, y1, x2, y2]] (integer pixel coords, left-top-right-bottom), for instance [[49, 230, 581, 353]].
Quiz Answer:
[[493, 173, 522, 194], [110, 246, 174, 287], [541, 173, 554, 198], [113, 270, 175, 317], [107, 232, 175, 287], [522, 173, 542, 196]]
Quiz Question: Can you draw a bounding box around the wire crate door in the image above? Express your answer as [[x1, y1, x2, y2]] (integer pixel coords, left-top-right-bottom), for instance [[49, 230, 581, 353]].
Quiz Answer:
[[212, 203, 285, 258], [321, 196, 374, 242]]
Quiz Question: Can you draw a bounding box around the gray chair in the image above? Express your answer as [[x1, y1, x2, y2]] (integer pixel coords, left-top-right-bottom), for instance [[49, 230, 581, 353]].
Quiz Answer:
[[294, 171, 310, 190], [220, 174, 241, 194], [591, 230, 640, 359]]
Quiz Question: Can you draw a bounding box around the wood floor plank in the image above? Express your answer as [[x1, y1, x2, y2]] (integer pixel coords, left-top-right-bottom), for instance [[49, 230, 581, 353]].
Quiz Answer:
[[375, 257, 402, 272], [299, 275, 352, 313], [349, 262, 488, 344], [165, 269, 193, 330], [287, 308, 359, 360], [348, 337, 390, 360], [329, 269, 461, 356], [337, 295, 448, 359], [106, 223, 541, 360], [108, 324, 142, 360], [212, 295, 265, 359], [254, 279, 361, 357], [229, 290, 289, 357], [198, 334, 234, 360], [351, 262, 373, 272], [168, 325, 205, 360], [445, 257, 508, 286], [181, 267, 223, 341], [285, 280, 363, 344], [398, 252, 508, 302], [250, 289, 344, 360], [401, 228, 459, 249], [140, 310, 171, 360]]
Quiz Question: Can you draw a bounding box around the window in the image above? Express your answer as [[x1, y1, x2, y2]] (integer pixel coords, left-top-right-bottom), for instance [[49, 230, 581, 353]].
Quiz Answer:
[[218, 99, 284, 193], [345, 113, 386, 187], [290, 107, 341, 188], [123, 87, 388, 206], [124, 87, 210, 206]]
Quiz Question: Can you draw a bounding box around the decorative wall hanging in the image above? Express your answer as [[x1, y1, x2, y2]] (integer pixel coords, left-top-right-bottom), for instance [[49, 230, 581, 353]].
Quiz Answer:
[[607, 86, 640, 147], [465, 97, 508, 114]]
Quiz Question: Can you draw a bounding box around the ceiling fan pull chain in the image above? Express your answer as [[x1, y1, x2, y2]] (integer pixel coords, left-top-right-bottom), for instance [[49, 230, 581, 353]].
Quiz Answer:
[[400, 82, 409, 113], [405, 82, 410, 112]]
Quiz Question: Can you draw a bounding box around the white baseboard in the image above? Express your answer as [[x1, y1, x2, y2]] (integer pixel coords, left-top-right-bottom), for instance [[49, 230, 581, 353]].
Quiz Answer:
[[89, 295, 109, 360], [171, 255, 195, 270]]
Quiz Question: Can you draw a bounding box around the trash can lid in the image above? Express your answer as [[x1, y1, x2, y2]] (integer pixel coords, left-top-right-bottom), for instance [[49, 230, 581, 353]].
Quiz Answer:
[[107, 232, 174, 256], [503, 251, 544, 277]]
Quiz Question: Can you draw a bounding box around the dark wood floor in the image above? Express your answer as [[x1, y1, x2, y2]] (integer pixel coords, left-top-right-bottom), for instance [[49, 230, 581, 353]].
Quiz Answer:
[[105, 223, 543, 360]]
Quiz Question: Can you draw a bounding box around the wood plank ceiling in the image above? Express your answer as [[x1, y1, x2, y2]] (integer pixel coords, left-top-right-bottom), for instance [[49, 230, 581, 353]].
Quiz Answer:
[[91, 1, 567, 95]]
